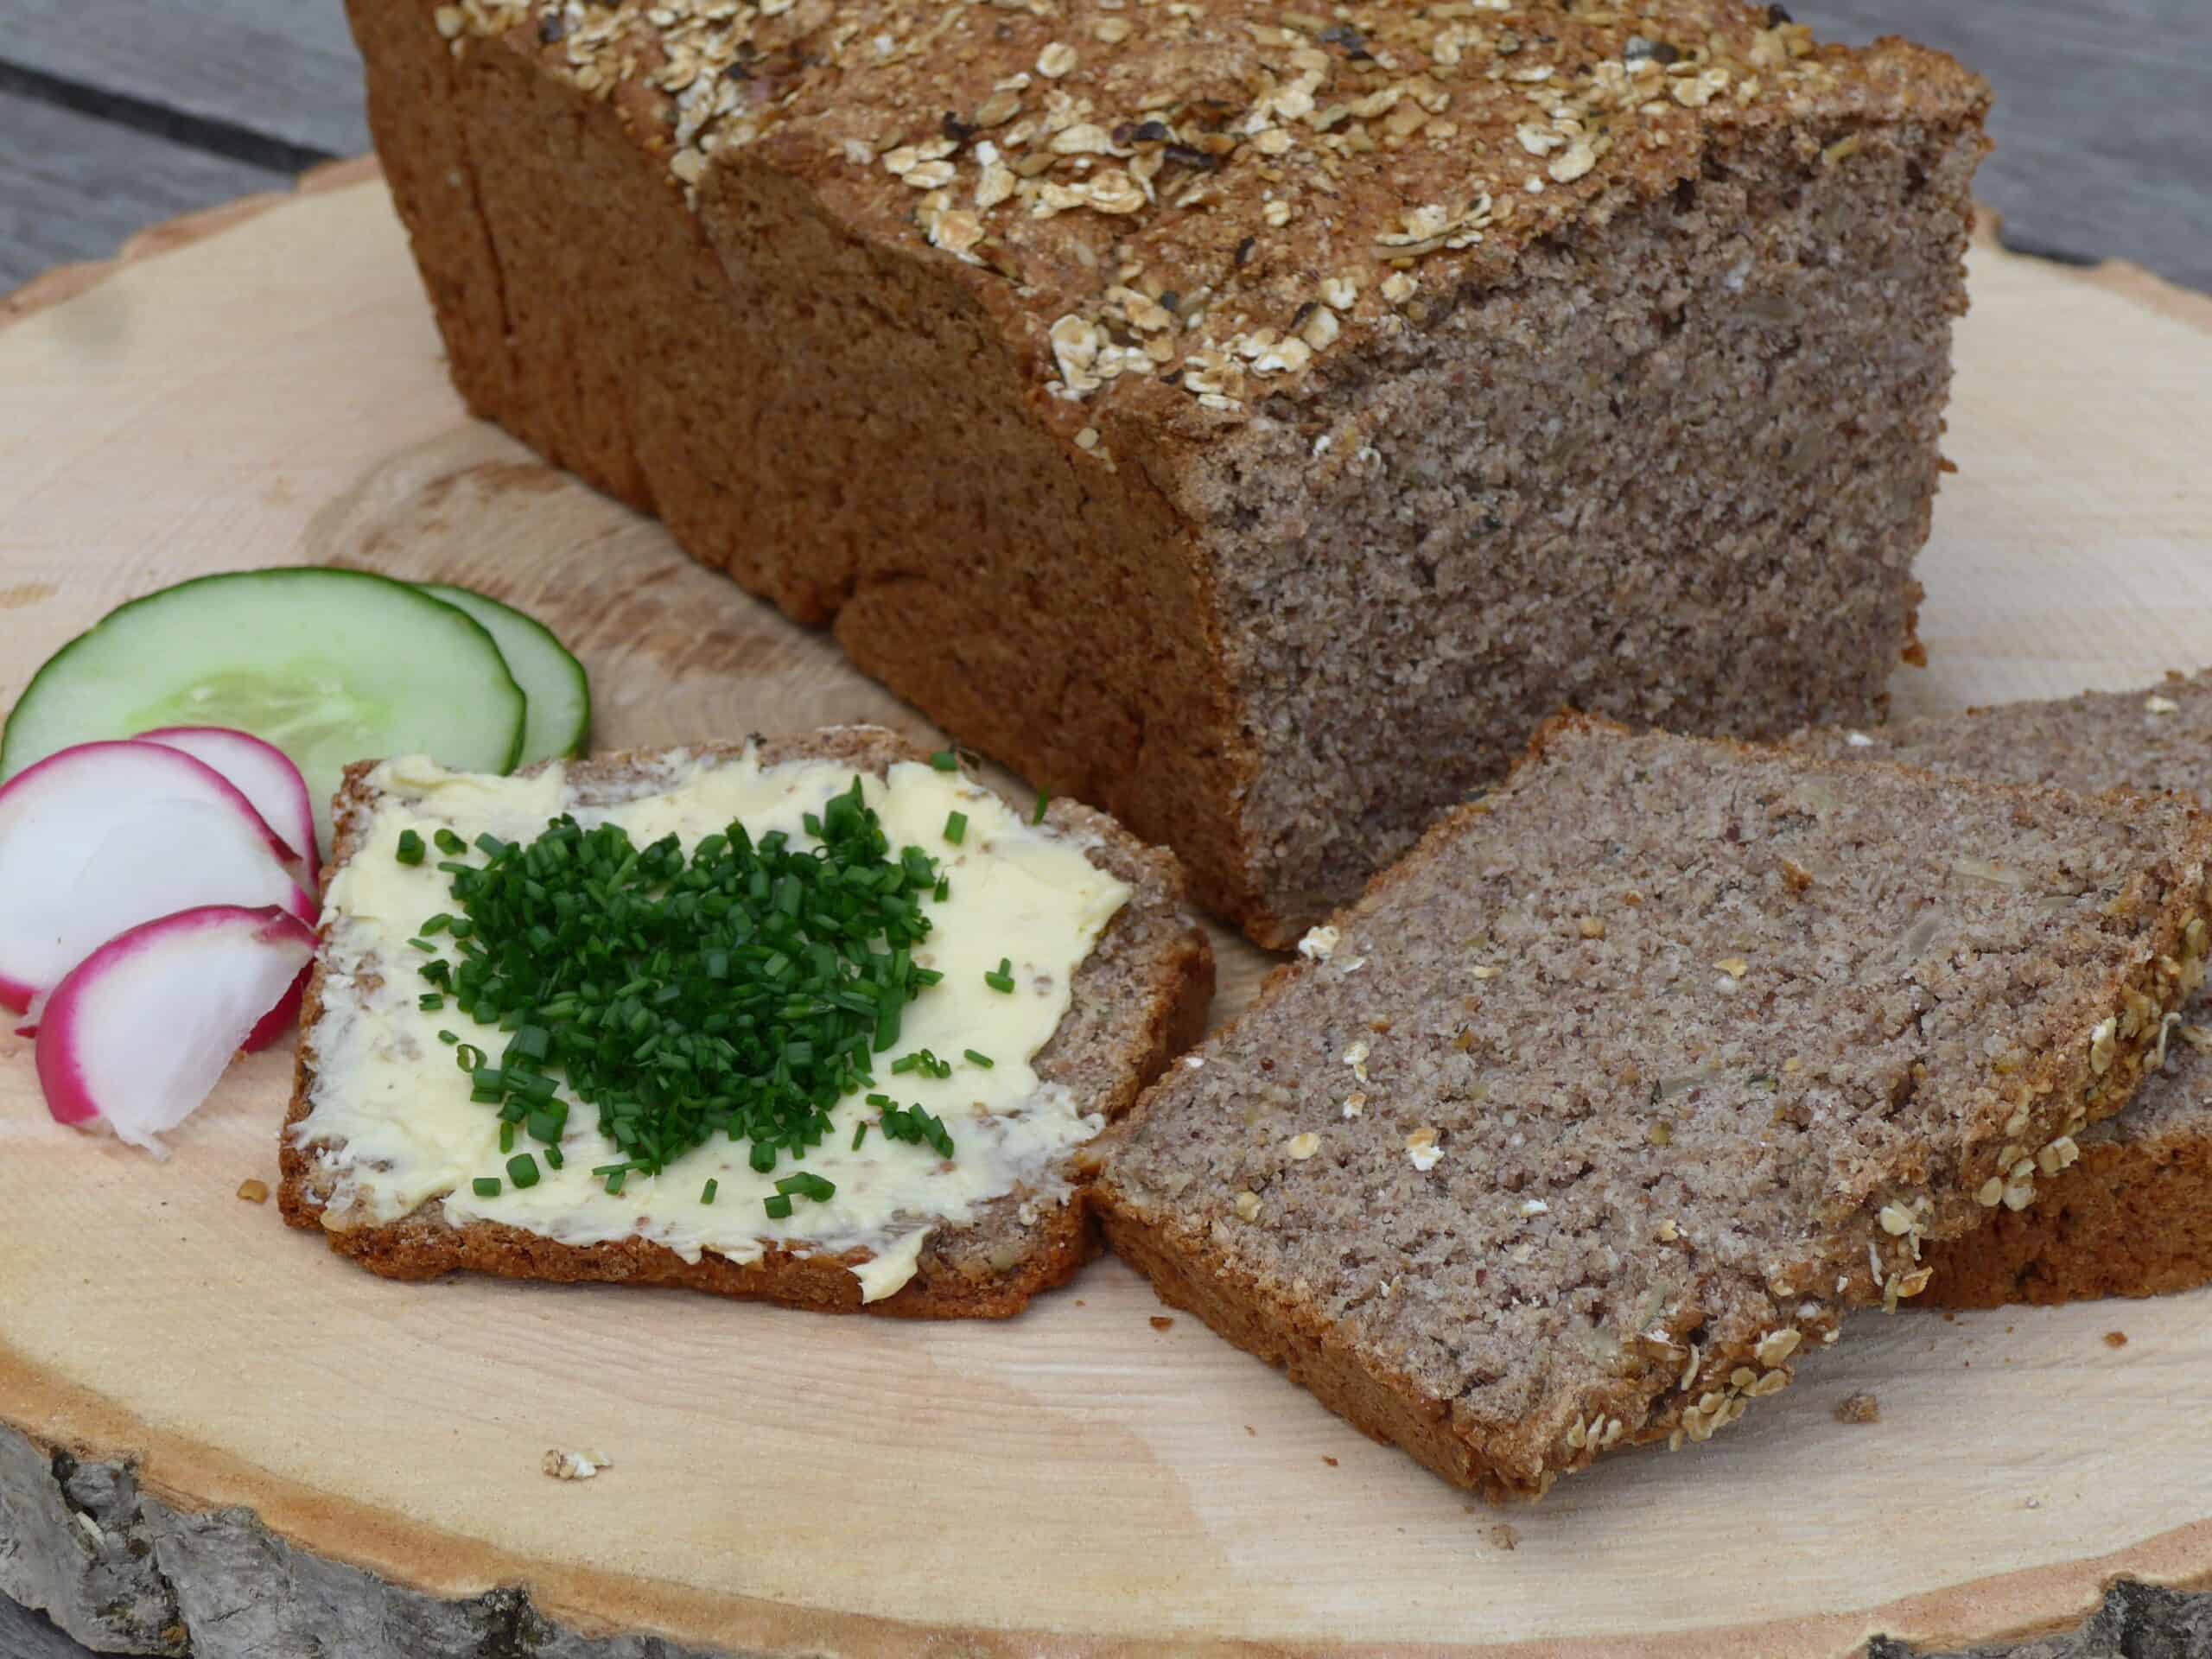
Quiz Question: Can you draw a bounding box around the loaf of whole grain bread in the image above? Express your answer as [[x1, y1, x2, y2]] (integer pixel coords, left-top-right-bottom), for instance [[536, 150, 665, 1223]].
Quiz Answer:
[[281, 727, 1212, 1318], [1796, 671, 2212, 1307], [348, 0, 1988, 945], [1096, 717, 2210, 1498]]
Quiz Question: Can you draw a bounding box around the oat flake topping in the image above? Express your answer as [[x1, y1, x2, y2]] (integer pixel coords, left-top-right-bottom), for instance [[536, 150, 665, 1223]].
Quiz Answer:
[[435, 1, 1895, 428]]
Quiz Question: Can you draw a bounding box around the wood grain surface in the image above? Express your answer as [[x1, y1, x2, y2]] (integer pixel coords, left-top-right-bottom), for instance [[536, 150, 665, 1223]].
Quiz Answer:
[[0, 162, 2210, 1659]]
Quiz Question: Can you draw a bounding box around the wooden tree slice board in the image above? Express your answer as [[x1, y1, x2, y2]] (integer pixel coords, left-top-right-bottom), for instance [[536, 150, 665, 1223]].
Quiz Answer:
[[3, 167, 2211, 1659]]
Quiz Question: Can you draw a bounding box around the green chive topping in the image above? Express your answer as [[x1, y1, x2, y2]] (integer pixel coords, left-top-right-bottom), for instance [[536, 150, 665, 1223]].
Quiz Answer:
[[406, 775, 957, 1198], [396, 829, 426, 866], [890, 1047, 953, 1079], [944, 810, 967, 845], [928, 749, 959, 772], [507, 1153, 540, 1189], [1033, 790, 1049, 824], [963, 1048, 995, 1069], [764, 1193, 794, 1220], [472, 1177, 501, 1198], [880, 1103, 956, 1158], [984, 957, 1015, 994], [419, 993, 445, 1013], [701, 1178, 718, 1205], [435, 828, 467, 855], [852, 1122, 869, 1151]]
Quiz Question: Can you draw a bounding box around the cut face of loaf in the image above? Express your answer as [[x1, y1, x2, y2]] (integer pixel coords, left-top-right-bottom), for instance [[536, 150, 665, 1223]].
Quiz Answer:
[[1096, 719, 2212, 1499], [1795, 670, 2212, 1307], [347, 0, 1989, 945]]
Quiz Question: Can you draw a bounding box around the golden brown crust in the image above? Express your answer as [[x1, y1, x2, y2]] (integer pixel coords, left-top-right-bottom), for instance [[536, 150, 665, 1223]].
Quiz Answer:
[[350, 0, 1991, 948], [279, 725, 1213, 1319], [1923, 1120, 2212, 1310], [1096, 715, 2212, 1497]]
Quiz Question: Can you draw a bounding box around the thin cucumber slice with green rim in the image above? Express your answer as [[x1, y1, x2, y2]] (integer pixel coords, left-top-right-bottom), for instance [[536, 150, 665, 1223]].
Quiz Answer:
[[0, 568, 525, 855], [419, 582, 591, 767]]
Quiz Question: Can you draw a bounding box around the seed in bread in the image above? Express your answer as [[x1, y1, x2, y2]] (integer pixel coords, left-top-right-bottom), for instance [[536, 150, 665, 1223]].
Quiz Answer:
[[351, 0, 1989, 945], [280, 726, 1212, 1318], [1096, 717, 2211, 1498], [1795, 671, 2212, 1308]]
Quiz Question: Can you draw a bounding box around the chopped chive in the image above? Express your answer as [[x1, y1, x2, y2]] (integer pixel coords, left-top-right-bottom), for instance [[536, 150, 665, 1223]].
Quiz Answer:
[[543, 1145, 564, 1170], [963, 1048, 995, 1069], [471, 1176, 500, 1198], [764, 1193, 793, 1219], [395, 829, 426, 866], [506, 1153, 540, 1189], [435, 828, 467, 855], [852, 1122, 869, 1150], [928, 749, 959, 772], [405, 784, 959, 1198], [934, 875, 950, 902], [944, 810, 967, 845], [1033, 789, 1049, 824], [419, 993, 445, 1013], [984, 957, 1016, 994], [701, 1177, 718, 1205]]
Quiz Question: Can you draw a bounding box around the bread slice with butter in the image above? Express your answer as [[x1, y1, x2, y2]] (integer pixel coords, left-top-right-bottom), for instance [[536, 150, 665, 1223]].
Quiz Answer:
[[279, 726, 1211, 1317]]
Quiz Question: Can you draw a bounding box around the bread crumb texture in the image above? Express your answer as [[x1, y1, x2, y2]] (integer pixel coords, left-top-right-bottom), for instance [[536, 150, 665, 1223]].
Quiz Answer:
[[1099, 721, 2211, 1499], [1799, 671, 2212, 1309], [385, 1, 1991, 941], [1834, 1390, 1880, 1425]]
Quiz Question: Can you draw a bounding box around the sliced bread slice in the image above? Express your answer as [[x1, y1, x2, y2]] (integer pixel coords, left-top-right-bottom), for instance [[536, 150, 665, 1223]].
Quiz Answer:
[[1795, 670, 2212, 1306], [1096, 716, 2210, 1497], [280, 726, 1212, 1318]]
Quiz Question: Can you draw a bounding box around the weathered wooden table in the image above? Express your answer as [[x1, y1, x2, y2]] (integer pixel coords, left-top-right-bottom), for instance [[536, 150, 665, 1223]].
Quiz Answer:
[[2, 4, 2209, 1656]]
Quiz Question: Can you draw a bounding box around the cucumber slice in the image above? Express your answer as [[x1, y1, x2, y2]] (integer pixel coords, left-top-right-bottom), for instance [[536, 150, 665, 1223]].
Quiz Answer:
[[0, 568, 524, 853], [420, 582, 590, 767]]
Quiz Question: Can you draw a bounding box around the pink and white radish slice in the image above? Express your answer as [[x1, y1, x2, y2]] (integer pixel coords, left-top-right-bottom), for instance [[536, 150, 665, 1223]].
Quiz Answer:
[[0, 741, 314, 1016], [36, 905, 316, 1155], [129, 728, 319, 1048], [133, 726, 319, 887]]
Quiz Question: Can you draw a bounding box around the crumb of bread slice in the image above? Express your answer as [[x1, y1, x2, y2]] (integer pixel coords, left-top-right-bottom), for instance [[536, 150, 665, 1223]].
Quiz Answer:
[[1096, 715, 2211, 1498], [1794, 670, 2212, 1308], [279, 725, 1212, 1319]]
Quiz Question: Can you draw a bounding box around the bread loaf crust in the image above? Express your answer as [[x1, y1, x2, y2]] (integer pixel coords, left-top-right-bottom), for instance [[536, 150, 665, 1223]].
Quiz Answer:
[[1098, 717, 2212, 1497], [278, 726, 1213, 1319], [350, 0, 1989, 943]]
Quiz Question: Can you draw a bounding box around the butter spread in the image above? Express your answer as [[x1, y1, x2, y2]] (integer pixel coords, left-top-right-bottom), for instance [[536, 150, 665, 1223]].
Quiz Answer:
[[294, 748, 1131, 1301]]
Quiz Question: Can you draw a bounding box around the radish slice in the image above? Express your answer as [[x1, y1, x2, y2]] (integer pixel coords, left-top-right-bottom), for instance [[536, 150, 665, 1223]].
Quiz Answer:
[[243, 969, 309, 1053], [133, 726, 318, 887], [35, 905, 315, 1154], [0, 741, 314, 1014]]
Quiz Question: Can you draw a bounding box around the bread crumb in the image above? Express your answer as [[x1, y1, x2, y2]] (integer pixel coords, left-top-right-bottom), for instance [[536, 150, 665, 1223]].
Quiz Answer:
[[1149, 1315, 1174, 1332], [1321, 1455, 1339, 1467], [235, 1179, 270, 1204], [1834, 1391, 1881, 1425], [1244, 1425, 1256, 1437], [1490, 1523, 1521, 1552], [542, 1449, 611, 1481], [2104, 1330, 2128, 1349]]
